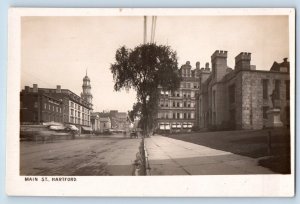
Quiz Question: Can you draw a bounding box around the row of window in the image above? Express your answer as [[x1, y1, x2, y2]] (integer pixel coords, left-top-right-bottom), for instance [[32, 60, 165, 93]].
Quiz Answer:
[[69, 116, 90, 126], [180, 82, 199, 89], [70, 101, 90, 113], [158, 112, 195, 119], [43, 103, 62, 113], [161, 91, 196, 98], [159, 122, 194, 130], [160, 101, 195, 108], [42, 113, 63, 123]]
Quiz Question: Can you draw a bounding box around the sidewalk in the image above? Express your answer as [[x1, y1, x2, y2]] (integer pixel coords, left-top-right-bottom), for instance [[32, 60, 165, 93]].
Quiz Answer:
[[145, 135, 274, 175]]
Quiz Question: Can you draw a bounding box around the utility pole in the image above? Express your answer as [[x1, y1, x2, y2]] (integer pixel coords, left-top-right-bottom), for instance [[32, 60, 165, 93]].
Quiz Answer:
[[144, 16, 147, 44]]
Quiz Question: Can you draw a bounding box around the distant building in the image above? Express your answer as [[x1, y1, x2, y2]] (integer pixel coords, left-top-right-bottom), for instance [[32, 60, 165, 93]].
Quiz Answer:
[[198, 50, 290, 130], [99, 117, 111, 132], [156, 61, 200, 132], [109, 110, 131, 131], [90, 113, 101, 132], [95, 110, 131, 132]]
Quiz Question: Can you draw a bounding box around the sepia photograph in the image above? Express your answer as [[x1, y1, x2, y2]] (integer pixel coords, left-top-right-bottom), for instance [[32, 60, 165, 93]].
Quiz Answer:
[[6, 8, 295, 196]]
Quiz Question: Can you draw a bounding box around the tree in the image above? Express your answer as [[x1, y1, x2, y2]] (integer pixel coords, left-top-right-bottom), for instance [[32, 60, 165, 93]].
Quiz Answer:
[[128, 102, 142, 122], [111, 43, 181, 135]]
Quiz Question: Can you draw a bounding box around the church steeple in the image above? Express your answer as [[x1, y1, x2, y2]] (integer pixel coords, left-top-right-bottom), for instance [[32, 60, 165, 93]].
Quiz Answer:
[[81, 69, 93, 106]]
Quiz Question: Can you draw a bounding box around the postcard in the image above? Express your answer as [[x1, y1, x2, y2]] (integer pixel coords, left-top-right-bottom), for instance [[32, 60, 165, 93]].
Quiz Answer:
[[6, 8, 295, 196]]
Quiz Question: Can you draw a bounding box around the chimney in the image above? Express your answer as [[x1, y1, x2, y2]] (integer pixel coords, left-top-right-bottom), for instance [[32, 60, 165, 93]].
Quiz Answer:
[[56, 85, 61, 93], [196, 62, 200, 69], [283, 58, 288, 62], [33, 84, 38, 93], [205, 62, 210, 71], [25, 86, 29, 92], [211, 50, 228, 81], [235, 52, 251, 71]]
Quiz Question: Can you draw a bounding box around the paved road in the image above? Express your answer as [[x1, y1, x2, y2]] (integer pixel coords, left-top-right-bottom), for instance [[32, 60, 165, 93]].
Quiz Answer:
[[20, 135, 141, 176], [145, 136, 274, 175]]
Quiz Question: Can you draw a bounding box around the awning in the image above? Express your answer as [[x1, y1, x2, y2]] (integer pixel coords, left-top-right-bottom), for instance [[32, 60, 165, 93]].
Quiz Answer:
[[176, 123, 182, 128], [82, 126, 93, 131], [188, 123, 193, 128], [43, 121, 64, 127], [165, 124, 170, 130], [171, 124, 177, 128], [68, 125, 79, 131], [49, 125, 65, 130], [159, 125, 165, 130]]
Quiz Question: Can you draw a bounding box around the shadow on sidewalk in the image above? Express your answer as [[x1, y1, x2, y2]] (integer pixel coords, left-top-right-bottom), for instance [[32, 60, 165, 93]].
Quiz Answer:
[[163, 128, 290, 174]]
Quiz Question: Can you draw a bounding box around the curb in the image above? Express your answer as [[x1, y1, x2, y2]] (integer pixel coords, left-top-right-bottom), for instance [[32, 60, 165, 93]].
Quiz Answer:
[[143, 140, 151, 176]]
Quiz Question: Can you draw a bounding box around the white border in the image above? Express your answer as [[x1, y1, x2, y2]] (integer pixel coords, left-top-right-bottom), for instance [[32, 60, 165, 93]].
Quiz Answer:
[[6, 8, 295, 197]]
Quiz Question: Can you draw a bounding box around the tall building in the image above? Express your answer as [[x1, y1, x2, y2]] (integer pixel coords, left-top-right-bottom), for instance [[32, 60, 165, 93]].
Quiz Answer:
[[198, 50, 290, 130], [156, 61, 201, 132]]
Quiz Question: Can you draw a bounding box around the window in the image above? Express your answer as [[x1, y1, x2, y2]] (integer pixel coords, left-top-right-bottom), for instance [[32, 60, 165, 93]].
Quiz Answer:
[[188, 103, 191, 108], [285, 80, 290, 100], [177, 102, 180, 107], [213, 90, 216, 108], [186, 83, 190, 88], [173, 101, 176, 107], [177, 113, 180, 119], [173, 113, 176, 119], [56, 107, 58, 112], [44, 103, 47, 109], [191, 91, 195, 98], [177, 93, 180, 97], [34, 102, 38, 108], [262, 79, 269, 99], [184, 102, 187, 107], [275, 80, 280, 99], [188, 113, 191, 119], [263, 106, 269, 119], [184, 113, 187, 119]]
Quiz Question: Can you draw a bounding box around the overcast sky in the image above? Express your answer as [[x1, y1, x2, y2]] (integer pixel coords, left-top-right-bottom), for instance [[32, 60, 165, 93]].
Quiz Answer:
[[21, 15, 289, 112]]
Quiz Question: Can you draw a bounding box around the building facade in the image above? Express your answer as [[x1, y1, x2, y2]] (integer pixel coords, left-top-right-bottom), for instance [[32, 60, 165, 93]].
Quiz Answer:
[[20, 85, 64, 124], [20, 84, 93, 129], [198, 50, 290, 130], [91, 113, 101, 132], [156, 61, 201, 132], [20, 73, 94, 133]]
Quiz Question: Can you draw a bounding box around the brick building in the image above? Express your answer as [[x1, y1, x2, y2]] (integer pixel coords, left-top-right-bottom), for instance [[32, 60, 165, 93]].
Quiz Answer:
[[20, 84, 64, 124], [20, 84, 93, 131], [198, 50, 290, 130], [156, 61, 201, 132]]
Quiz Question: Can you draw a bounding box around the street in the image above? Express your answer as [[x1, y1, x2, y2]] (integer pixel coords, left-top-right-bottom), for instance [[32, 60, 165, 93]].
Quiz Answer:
[[20, 134, 141, 176]]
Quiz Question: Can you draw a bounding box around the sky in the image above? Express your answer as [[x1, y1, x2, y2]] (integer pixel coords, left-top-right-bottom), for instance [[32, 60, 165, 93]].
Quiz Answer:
[[21, 15, 289, 112]]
